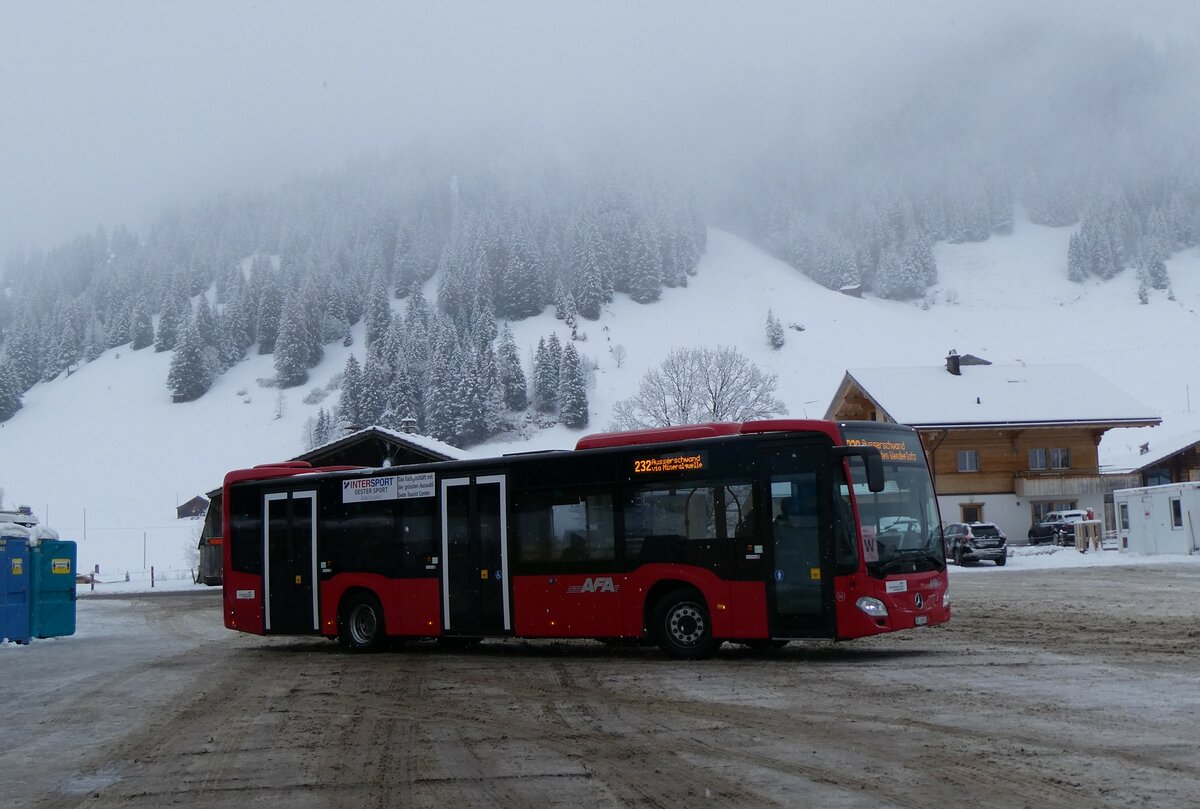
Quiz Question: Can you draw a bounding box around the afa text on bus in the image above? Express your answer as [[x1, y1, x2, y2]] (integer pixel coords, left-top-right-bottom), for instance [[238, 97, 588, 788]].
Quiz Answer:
[[221, 420, 949, 658]]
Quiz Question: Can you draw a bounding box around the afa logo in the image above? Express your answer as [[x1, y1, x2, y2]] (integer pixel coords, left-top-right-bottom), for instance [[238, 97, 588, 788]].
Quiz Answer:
[[566, 576, 620, 594]]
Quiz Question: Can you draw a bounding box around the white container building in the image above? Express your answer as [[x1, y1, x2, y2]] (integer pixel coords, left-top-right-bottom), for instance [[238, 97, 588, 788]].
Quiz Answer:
[[1112, 482, 1200, 555]]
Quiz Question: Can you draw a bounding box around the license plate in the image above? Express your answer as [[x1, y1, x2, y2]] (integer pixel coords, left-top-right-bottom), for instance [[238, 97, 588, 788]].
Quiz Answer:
[[915, 615, 928, 626]]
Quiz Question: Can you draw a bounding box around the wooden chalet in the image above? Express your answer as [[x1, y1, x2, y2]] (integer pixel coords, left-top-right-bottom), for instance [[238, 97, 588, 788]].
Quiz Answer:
[[825, 351, 1160, 541]]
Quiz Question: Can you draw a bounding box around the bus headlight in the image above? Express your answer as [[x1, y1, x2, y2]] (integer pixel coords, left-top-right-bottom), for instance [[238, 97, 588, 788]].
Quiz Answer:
[[856, 596, 889, 617], [943, 589, 951, 609]]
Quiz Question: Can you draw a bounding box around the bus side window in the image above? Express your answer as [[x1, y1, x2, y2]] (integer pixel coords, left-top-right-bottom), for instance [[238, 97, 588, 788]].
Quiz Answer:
[[515, 489, 615, 564], [399, 498, 436, 572], [627, 483, 752, 543]]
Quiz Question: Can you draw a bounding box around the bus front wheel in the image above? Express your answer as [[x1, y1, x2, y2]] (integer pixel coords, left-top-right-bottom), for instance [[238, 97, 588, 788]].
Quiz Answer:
[[339, 592, 386, 653], [652, 589, 719, 659]]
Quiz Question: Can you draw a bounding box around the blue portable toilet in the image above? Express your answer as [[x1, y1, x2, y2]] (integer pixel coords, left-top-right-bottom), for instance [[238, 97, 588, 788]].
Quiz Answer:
[[0, 535, 32, 644], [30, 539, 77, 639]]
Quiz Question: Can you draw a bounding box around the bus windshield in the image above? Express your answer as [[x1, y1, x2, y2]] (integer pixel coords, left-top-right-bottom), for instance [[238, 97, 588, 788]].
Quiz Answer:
[[840, 425, 945, 575]]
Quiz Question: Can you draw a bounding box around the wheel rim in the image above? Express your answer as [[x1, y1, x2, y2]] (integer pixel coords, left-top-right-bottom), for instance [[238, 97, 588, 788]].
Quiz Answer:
[[667, 602, 707, 647], [349, 604, 378, 645]]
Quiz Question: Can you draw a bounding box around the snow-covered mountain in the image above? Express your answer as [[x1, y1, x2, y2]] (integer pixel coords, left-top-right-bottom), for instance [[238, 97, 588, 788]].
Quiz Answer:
[[3, 212, 1200, 578]]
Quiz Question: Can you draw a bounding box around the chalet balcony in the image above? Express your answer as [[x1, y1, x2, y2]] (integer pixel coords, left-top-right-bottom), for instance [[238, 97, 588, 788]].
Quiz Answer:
[[1013, 470, 1141, 498]]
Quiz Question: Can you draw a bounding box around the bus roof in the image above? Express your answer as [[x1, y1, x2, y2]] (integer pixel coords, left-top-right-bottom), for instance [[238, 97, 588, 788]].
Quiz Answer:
[[574, 419, 840, 451]]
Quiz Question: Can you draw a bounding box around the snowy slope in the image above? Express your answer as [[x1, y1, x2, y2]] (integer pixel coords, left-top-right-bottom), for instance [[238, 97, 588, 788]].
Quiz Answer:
[[3, 210, 1200, 577]]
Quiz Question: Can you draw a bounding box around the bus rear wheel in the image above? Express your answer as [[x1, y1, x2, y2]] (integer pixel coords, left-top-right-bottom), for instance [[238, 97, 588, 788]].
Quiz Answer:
[[652, 589, 719, 659], [339, 592, 386, 653]]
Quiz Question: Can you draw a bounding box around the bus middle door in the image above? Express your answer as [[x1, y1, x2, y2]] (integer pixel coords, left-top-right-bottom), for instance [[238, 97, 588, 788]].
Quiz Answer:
[[764, 446, 834, 637], [441, 475, 511, 637], [263, 489, 319, 635]]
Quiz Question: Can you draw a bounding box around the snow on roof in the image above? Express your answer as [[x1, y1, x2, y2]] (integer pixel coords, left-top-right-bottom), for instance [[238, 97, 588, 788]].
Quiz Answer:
[[366, 426, 471, 461], [302, 425, 470, 463], [1101, 426, 1200, 473], [837, 364, 1160, 428]]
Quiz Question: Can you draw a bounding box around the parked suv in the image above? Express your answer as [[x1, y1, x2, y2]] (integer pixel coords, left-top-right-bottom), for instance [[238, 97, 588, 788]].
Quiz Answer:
[[944, 522, 1008, 566], [1027, 510, 1088, 546]]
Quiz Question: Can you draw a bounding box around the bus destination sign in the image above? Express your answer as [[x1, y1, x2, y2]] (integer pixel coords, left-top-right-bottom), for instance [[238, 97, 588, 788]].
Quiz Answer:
[[632, 451, 708, 475], [845, 435, 921, 463]]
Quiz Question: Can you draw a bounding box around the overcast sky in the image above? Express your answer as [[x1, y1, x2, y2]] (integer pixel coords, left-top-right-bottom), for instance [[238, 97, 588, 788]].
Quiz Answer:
[[1, 0, 1195, 264]]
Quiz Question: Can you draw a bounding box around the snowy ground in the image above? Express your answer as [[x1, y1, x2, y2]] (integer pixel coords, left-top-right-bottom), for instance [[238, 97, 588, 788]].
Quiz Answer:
[[4, 560, 1200, 808]]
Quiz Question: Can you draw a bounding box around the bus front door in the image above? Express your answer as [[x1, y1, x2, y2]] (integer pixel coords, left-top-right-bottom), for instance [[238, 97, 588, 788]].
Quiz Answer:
[[263, 490, 319, 634], [441, 475, 510, 636], [766, 449, 834, 636]]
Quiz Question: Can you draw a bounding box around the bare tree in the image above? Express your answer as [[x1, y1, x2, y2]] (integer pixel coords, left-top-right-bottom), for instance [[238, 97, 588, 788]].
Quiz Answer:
[[611, 344, 627, 368], [611, 346, 786, 429]]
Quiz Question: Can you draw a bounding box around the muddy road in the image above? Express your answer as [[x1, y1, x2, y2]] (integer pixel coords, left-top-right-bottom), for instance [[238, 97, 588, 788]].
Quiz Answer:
[[4, 565, 1199, 808]]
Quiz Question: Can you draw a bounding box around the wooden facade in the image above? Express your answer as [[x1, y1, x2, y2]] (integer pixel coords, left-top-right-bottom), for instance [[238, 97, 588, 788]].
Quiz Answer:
[[922, 427, 1105, 497]]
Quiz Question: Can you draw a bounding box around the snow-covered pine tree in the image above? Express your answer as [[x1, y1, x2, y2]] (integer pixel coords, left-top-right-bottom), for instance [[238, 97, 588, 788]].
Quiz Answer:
[[130, 297, 154, 350], [5, 318, 41, 391], [553, 279, 569, 320], [533, 338, 555, 413], [545, 332, 563, 398], [45, 314, 80, 381], [393, 220, 419, 297], [873, 248, 904, 299], [498, 224, 544, 320], [273, 291, 311, 388], [497, 325, 528, 411], [154, 295, 182, 352], [358, 358, 388, 427], [0, 360, 22, 422], [193, 294, 218, 351], [629, 220, 663, 304], [557, 343, 589, 428], [83, 315, 107, 362], [456, 342, 503, 445], [337, 354, 363, 431], [570, 222, 606, 320], [314, 407, 332, 446], [381, 360, 422, 433], [255, 270, 283, 354], [365, 272, 392, 347], [766, 310, 785, 349], [424, 321, 464, 443], [167, 317, 212, 402]]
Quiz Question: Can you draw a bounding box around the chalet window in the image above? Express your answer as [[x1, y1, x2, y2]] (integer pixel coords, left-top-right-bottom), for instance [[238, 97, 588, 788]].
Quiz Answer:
[[1171, 497, 1183, 529], [1028, 449, 1048, 470], [961, 504, 982, 523], [957, 450, 979, 473], [1050, 448, 1071, 469]]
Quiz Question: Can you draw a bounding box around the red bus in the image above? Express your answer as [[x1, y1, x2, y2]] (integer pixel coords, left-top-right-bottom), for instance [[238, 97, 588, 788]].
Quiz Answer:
[[221, 420, 949, 658]]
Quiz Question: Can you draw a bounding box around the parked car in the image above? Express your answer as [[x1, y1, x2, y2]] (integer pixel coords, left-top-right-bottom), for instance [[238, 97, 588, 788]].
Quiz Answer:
[[1027, 510, 1088, 546], [944, 522, 1008, 565]]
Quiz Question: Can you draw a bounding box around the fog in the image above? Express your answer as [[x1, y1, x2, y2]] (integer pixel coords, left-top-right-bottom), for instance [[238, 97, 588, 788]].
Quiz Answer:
[[1, 0, 1197, 263]]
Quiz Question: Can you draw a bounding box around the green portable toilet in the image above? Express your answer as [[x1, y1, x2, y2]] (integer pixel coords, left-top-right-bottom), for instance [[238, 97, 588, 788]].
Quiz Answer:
[[30, 539, 77, 639], [1, 534, 32, 644]]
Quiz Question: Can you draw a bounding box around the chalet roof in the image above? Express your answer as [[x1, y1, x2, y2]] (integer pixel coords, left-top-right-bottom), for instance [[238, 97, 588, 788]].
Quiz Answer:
[[826, 364, 1161, 430], [293, 425, 469, 465], [206, 427, 469, 498], [1101, 427, 1200, 473]]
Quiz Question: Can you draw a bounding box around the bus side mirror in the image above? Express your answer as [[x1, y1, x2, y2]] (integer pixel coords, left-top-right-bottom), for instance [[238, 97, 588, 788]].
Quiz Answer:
[[832, 446, 886, 493]]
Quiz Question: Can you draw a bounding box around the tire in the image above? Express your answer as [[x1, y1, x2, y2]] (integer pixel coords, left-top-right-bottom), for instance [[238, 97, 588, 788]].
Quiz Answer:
[[955, 548, 968, 567], [652, 589, 719, 659], [994, 555, 1007, 566], [338, 592, 386, 653]]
